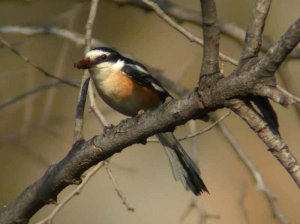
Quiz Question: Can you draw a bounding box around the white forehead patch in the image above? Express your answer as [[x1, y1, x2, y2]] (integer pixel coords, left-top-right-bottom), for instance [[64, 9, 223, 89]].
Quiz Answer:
[[86, 50, 110, 60]]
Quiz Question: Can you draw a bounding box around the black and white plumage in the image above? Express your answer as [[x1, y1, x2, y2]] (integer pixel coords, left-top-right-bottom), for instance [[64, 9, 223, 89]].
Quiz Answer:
[[74, 47, 208, 195]]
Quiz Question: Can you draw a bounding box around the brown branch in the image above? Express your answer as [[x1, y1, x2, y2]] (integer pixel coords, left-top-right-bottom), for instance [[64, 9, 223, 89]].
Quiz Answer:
[[178, 197, 220, 224], [105, 164, 134, 211], [35, 162, 105, 224], [73, 0, 99, 143], [178, 121, 220, 224], [140, 0, 237, 66], [0, 37, 79, 88], [238, 182, 250, 224], [241, 0, 271, 61], [73, 77, 90, 142], [199, 0, 220, 77], [2, 51, 299, 222], [41, 4, 81, 124], [229, 99, 300, 187], [0, 25, 105, 47], [112, 0, 300, 59], [147, 111, 230, 143], [216, 112, 289, 224], [153, 62, 291, 224], [278, 63, 300, 118], [73, 0, 133, 214], [255, 18, 300, 75], [1, 2, 300, 223]]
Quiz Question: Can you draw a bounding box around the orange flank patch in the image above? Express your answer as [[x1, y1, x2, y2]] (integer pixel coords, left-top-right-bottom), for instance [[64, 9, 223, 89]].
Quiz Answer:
[[97, 70, 162, 116], [116, 71, 161, 109]]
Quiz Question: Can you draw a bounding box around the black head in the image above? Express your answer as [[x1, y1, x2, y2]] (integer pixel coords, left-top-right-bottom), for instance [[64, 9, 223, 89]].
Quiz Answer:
[[74, 47, 123, 69]]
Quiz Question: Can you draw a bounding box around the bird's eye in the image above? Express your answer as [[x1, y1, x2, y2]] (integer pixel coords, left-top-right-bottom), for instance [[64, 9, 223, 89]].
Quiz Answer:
[[100, 55, 107, 60]]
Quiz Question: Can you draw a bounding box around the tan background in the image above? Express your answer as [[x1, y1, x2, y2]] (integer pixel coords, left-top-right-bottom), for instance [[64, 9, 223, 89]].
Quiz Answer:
[[0, 0, 299, 223]]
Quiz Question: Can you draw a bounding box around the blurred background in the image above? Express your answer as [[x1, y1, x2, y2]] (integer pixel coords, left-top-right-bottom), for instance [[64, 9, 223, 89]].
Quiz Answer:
[[0, 0, 299, 223]]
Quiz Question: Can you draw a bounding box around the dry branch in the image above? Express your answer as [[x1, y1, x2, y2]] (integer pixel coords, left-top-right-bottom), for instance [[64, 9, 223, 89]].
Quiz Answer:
[[0, 1, 300, 224], [241, 0, 271, 61], [113, 0, 300, 59], [0, 37, 79, 88]]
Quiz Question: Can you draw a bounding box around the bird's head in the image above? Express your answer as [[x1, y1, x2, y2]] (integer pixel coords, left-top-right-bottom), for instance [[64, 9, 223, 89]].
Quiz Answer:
[[74, 47, 124, 72]]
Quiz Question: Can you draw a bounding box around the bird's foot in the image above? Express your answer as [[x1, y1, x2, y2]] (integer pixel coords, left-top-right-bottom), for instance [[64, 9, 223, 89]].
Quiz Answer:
[[165, 96, 173, 103], [137, 109, 145, 116], [103, 124, 114, 134]]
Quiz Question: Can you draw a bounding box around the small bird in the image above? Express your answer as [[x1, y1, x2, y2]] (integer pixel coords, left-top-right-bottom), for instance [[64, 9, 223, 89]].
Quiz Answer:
[[74, 47, 208, 195]]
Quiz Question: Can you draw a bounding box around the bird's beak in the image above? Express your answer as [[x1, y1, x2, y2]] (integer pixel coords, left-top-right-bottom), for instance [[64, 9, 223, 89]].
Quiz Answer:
[[74, 57, 93, 69]]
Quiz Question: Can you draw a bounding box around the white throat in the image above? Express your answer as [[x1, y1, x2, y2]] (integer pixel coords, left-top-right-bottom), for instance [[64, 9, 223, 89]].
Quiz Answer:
[[89, 59, 125, 82]]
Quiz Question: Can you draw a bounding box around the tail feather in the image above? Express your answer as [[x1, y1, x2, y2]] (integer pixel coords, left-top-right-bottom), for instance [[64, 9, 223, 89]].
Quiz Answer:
[[251, 96, 279, 134], [156, 133, 208, 195]]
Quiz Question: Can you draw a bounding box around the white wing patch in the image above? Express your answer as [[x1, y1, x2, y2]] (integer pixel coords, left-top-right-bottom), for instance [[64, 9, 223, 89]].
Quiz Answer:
[[151, 82, 165, 93], [132, 64, 149, 74], [112, 59, 125, 71]]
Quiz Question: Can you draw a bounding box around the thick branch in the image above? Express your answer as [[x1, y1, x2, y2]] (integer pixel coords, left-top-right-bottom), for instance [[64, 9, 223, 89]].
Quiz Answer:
[[0, 91, 210, 223], [230, 99, 300, 187], [1, 56, 300, 222]]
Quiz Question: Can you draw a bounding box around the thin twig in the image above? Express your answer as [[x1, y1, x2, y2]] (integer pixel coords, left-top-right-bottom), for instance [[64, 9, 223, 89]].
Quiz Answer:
[[223, 104, 290, 224], [141, 0, 238, 66], [148, 55, 290, 224], [278, 63, 300, 118], [0, 81, 61, 111], [73, 0, 100, 142], [238, 182, 250, 224], [0, 36, 79, 88], [241, 0, 271, 61], [41, 4, 81, 123], [147, 112, 230, 143], [276, 85, 300, 104], [88, 82, 108, 127], [113, 0, 300, 59], [179, 195, 220, 224], [20, 51, 37, 133], [35, 162, 105, 224], [105, 164, 134, 211], [0, 25, 105, 47], [71, 0, 133, 214]]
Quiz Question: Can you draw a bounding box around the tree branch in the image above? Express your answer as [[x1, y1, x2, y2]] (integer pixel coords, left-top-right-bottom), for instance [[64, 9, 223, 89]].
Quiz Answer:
[[1, 52, 299, 221], [1, 2, 300, 224], [140, 0, 237, 66], [73, 0, 100, 142], [199, 0, 220, 77], [229, 99, 300, 187], [255, 18, 300, 75], [241, 0, 271, 61], [0, 81, 61, 111], [0, 37, 79, 88]]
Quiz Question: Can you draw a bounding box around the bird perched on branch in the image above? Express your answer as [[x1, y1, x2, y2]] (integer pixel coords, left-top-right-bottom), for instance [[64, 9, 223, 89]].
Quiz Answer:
[[74, 47, 208, 195]]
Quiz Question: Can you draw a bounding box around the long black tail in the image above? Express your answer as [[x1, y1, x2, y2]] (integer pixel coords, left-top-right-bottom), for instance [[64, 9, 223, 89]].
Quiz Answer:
[[156, 133, 209, 195], [250, 96, 280, 135]]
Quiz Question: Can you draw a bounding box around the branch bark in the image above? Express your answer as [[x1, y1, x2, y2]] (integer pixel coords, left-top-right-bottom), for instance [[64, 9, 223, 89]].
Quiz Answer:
[[241, 0, 271, 61], [0, 2, 300, 224]]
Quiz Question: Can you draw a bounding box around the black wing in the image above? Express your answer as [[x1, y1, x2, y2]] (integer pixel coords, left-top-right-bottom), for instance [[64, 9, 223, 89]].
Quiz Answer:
[[122, 62, 171, 102]]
